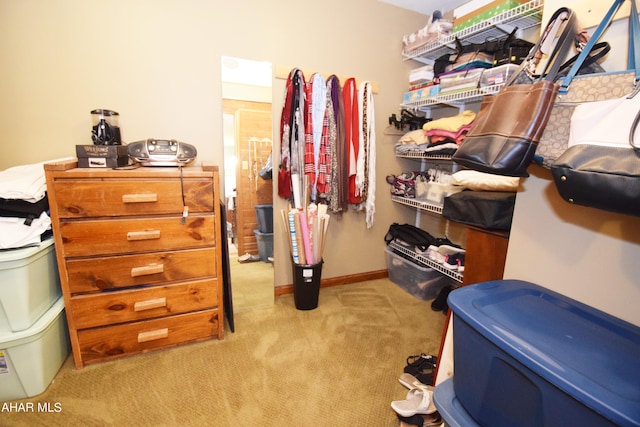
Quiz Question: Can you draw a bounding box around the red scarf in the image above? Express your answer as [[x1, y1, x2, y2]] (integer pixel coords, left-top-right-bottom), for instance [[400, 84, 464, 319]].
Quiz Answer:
[[343, 78, 361, 204]]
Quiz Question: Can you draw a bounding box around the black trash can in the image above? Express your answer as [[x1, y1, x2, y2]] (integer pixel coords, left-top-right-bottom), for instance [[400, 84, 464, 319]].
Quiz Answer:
[[292, 260, 323, 310]]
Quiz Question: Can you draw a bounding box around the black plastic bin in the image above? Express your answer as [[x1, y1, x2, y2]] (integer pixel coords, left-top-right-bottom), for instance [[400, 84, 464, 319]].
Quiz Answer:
[[292, 260, 323, 310]]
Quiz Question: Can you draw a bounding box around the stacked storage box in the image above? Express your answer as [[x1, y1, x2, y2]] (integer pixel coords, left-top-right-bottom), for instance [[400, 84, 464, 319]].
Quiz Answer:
[[254, 204, 273, 262], [384, 246, 451, 300], [434, 280, 640, 427], [453, 0, 528, 33], [0, 238, 70, 400]]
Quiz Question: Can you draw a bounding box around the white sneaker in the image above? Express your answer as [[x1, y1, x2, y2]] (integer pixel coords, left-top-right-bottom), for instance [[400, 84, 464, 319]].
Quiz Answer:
[[427, 245, 446, 263]]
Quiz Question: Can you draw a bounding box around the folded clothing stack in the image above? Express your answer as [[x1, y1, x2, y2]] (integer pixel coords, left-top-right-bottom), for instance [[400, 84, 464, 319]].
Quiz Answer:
[[422, 110, 476, 147], [0, 162, 52, 249], [395, 110, 477, 157]]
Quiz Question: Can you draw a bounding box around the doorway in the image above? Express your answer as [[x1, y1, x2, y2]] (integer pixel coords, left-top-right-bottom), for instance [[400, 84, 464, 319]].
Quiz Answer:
[[221, 56, 274, 312]]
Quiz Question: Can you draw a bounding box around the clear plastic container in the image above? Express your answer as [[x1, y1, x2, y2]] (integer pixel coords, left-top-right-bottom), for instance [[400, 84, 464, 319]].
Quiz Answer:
[[480, 64, 519, 87]]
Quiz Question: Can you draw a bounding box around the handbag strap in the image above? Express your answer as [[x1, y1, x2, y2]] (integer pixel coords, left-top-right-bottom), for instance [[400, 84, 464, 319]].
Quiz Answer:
[[630, 109, 640, 150], [505, 8, 578, 86], [559, 0, 640, 95], [557, 41, 611, 75]]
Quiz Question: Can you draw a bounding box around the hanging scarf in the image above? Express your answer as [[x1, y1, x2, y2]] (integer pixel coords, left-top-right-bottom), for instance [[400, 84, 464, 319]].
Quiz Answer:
[[327, 75, 347, 214], [358, 81, 376, 228], [343, 78, 361, 205], [317, 77, 335, 204], [278, 68, 305, 203], [278, 70, 294, 200], [309, 73, 326, 201], [304, 78, 315, 188]]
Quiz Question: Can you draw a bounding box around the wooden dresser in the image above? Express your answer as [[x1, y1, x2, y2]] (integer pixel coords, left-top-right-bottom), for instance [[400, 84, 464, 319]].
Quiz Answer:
[[44, 160, 224, 368]]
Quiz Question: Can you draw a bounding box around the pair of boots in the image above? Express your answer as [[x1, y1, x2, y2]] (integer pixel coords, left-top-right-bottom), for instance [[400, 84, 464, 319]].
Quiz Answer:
[[431, 285, 454, 315]]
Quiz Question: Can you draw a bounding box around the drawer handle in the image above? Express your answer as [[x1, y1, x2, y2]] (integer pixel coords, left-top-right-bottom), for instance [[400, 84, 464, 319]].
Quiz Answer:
[[127, 230, 161, 241], [122, 193, 158, 203], [134, 297, 167, 312], [131, 263, 164, 277], [137, 328, 168, 343]]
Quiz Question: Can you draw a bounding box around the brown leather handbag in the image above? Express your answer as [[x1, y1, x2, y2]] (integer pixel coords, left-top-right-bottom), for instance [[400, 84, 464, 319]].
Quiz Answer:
[[452, 8, 577, 177]]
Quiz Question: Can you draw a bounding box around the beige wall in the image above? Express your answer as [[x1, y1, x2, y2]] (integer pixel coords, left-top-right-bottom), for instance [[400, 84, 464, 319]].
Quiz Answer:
[[505, 1, 640, 326], [0, 0, 425, 287], [6, 0, 637, 325]]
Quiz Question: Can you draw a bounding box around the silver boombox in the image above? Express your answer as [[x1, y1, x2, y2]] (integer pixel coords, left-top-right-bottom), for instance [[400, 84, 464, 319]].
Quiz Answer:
[[127, 139, 197, 166]]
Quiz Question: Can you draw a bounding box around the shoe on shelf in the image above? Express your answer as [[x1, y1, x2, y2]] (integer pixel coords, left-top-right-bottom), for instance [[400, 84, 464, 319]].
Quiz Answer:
[[458, 255, 465, 273], [437, 244, 465, 258], [426, 245, 446, 263], [443, 253, 465, 271]]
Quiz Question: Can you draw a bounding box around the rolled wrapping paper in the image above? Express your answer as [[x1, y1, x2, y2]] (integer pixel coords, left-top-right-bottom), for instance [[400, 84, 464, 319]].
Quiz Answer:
[[283, 204, 330, 265], [298, 212, 313, 265]]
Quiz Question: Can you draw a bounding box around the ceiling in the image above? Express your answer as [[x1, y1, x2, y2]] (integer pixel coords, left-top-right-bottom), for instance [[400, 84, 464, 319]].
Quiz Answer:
[[379, 0, 468, 16]]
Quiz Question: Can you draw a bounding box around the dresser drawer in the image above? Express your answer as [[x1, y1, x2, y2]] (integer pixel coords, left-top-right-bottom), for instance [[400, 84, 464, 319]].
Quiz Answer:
[[77, 309, 219, 365], [66, 248, 217, 294], [51, 179, 214, 218], [59, 215, 216, 257], [70, 279, 218, 329]]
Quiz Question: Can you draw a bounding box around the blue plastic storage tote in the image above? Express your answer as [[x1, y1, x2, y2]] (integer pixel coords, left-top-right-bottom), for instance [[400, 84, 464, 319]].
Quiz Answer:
[[433, 378, 480, 427], [446, 280, 640, 427]]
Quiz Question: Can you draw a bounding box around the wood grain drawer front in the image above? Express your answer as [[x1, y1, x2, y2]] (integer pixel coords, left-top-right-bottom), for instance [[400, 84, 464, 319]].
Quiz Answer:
[[66, 248, 217, 294], [71, 279, 218, 329], [60, 215, 216, 257], [51, 179, 214, 218], [77, 309, 218, 365]]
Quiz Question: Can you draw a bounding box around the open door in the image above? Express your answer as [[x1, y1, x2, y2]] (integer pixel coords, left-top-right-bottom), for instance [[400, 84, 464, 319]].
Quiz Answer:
[[232, 107, 272, 256]]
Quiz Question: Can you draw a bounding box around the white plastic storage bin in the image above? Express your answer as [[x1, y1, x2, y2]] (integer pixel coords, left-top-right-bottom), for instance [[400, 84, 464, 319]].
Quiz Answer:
[[0, 238, 61, 332], [385, 246, 451, 300], [0, 297, 70, 401]]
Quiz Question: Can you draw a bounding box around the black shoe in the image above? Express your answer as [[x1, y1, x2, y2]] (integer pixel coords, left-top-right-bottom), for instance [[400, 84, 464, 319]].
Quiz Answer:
[[404, 354, 437, 385], [396, 412, 443, 427], [431, 285, 453, 312], [442, 298, 449, 315], [396, 413, 424, 426]]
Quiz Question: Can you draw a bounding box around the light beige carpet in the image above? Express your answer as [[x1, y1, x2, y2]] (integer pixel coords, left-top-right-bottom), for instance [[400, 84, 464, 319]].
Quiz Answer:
[[228, 244, 274, 313], [2, 278, 446, 426]]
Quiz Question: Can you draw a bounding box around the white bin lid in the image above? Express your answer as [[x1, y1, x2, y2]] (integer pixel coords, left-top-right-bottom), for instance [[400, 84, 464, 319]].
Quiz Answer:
[[0, 238, 54, 269], [0, 297, 64, 347]]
